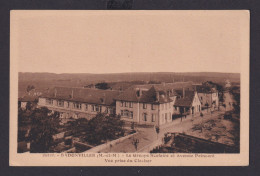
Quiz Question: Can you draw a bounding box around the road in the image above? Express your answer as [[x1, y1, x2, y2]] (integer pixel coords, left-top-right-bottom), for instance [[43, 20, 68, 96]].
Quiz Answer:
[[101, 109, 224, 153]]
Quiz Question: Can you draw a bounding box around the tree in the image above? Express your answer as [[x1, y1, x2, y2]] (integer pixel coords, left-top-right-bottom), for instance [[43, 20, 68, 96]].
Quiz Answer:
[[66, 118, 89, 136], [18, 108, 31, 142], [28, 107, 60, 153], [95, 82, 110, 90], [84, 113, 125, 145], [26, 85, 35, 92], [155, 126, 160, 139], [230, 86, 240, 114]]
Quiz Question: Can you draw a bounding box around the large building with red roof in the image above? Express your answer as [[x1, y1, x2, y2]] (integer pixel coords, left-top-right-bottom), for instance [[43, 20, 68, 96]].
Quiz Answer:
[[38, 87, 121, 119], [36, 82, 205, 126]]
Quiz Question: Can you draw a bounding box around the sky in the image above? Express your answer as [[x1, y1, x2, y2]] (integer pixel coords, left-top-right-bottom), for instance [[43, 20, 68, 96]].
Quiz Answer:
[[11, 10, 248, 74]]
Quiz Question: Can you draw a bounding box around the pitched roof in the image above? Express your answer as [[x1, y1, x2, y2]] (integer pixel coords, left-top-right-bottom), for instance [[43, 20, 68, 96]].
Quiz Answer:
[[18, 95, 38, 102], [115, 86, 172, 104], [40, 87, 121, 106], [174, 90, 195, 107], [175, 90, 195, 98]]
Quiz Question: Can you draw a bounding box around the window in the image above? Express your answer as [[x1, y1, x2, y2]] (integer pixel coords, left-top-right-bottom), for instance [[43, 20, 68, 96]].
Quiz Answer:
[[121, 110, 124, 116], [85, 104, 88, 111], [57, 100, 64, 107], [143, 113, 147, 121], [129, 102, 133, 108], [143, 103, 147, 109], [46, 99, 53, 105], [151, 104, 155, 110], [129, 111, 133, 119], [73, 103, 81, 110], [124, 102, 128, 107], [92, 105, 95, 112], [95, 105, 101, 112], [165, 113, 167, 120], [67, 102, 70, 108], [123, 110, 129, 117], [166, 103, 168, 110], [152, 114, 156, 122], [169, 113, 171, 120], [120, 101, 124, 107]]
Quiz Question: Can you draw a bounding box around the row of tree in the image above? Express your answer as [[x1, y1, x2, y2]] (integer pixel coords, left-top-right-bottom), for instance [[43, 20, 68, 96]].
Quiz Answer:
[[18, 107, 125, 153]]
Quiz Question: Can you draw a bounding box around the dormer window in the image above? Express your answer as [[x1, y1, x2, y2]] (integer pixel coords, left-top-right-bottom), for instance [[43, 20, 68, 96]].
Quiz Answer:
[[136, 90, 140, 97]]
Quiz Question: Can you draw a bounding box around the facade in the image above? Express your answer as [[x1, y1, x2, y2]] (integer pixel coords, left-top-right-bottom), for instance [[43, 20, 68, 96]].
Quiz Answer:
[[115, 86, 175, 126], [38, 87, 121, 119], [193, 84, 219, 109], [197, 92, 219, 109], [36, 82, 204, 125], [174, 90, 202, 115], [18, 95, 38, 110]]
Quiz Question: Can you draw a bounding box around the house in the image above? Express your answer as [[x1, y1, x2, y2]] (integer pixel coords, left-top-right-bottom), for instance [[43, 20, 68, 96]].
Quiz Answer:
[[174, 89, 202, 115], [18, 95, 38, 110], [38, 87, 121, 119], [193, 84, 219, 110], [115, 86, 175, 126]]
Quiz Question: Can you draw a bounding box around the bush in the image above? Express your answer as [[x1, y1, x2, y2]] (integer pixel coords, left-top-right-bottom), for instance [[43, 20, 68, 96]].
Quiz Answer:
[[224, 112, 232, 120]]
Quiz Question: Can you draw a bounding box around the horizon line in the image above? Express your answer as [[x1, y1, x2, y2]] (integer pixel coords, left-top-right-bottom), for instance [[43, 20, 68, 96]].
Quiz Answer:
[[18, 71, 240, 74]]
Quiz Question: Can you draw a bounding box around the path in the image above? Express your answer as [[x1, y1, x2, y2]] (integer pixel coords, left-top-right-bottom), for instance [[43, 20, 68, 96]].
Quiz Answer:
[[101, 110, 224, 153]]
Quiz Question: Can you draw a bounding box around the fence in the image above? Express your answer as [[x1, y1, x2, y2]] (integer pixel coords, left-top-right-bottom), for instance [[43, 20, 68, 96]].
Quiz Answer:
[[84, 132, 138, 153]]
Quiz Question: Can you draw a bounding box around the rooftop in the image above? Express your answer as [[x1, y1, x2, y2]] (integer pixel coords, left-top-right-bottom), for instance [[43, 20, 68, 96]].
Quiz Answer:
[[115, 86, 172, 104], [40, 87, 121, 106], [174, 90, 195, 107]]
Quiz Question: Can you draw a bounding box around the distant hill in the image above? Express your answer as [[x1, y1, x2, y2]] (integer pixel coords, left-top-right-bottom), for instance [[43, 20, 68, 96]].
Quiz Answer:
[[19, 72, 240, 83], [18, 72, 240, 97]]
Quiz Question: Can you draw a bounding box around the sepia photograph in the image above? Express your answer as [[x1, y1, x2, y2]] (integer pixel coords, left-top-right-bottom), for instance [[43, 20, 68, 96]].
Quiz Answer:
[[10, 10, 249, 166]]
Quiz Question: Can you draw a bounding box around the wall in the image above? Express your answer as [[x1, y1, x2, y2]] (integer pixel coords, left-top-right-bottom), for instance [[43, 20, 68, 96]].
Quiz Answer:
[[138, 103, 160, 126], [198, 92, 219, 108], [191, 92, 202, 114], [158, 102, 173, 125], [116, 100, 174, 126], [38, 97, 113, 119], [20, 102, 27, 110]]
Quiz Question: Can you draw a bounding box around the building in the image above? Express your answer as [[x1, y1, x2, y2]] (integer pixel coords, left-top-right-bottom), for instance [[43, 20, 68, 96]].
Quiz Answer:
[[38, 87, 121, 119], [18, 95, 38, 110], [194, 84, 219, 110], [174, 90, 202, 115], [36, 82, 202, 126], [115, 86, 175, 126]]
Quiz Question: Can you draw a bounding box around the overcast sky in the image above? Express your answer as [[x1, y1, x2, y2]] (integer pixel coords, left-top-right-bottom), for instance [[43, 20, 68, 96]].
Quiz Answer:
[[11, 11, 248, 74]]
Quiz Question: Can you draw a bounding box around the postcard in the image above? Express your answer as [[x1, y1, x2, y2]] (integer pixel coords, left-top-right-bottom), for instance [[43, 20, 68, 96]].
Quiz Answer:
[[10, 10, 249, 166]]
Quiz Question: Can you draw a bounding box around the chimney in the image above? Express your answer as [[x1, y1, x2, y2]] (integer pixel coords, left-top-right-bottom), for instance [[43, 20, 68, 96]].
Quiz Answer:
[[182, 88, 185, 98], [71, 89, 74, 99], [156, 92, 160, 101], [54, 88, 57, 98], [136, 88, 142, 97]]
